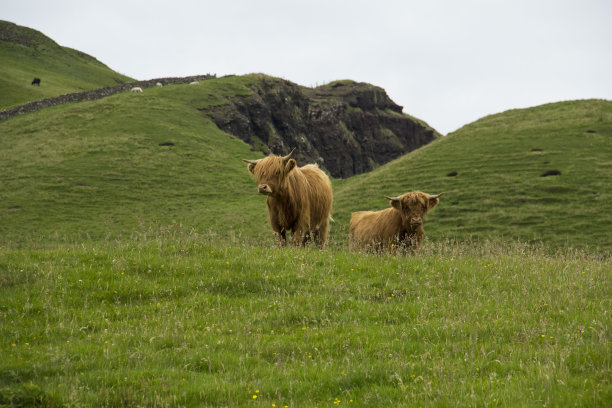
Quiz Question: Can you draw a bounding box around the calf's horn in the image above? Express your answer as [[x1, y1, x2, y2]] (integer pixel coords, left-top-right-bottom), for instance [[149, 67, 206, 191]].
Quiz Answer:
[[385, 196, 400, 202], [282, 147, 296, 162], [429, 193, 444, 199], [242, 159, 259, 165]]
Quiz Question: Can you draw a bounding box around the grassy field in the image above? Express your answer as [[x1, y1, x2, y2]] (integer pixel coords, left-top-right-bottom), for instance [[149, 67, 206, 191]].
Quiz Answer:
[[1, 232, 609, 407], [0, 20, 133, 110]]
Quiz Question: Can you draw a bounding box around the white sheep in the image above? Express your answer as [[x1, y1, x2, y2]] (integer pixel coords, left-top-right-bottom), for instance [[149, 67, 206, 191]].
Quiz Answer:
[[156, 82, 163, 87], [189, 81, 199, 85], [130, 87, 143, 93]]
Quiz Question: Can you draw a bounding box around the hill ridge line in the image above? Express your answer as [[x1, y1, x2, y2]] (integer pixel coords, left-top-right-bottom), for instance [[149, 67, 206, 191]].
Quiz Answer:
[[0, 74, 216, 121]]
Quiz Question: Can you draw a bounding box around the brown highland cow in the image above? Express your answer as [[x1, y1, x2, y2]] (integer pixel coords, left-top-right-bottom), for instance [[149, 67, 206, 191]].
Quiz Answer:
[[349, 191, 443, 252], [243, 148, 333, 248]]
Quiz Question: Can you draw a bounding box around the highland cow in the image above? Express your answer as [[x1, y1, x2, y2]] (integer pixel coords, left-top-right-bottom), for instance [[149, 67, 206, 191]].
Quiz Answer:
[[349, 191, 442, 252], [31, 77, 41, 86], [243, 148, 333, 248]]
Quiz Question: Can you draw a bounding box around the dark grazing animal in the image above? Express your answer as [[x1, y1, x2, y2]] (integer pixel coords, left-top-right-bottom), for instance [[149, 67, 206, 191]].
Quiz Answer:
[[243, 148, 333, 248], [31, 77, 41, 86], [349, 191, 442, 252]]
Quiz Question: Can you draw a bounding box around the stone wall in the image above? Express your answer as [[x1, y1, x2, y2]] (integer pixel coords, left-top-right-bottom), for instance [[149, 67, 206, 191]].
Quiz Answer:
[[0, 74, 216, 121]]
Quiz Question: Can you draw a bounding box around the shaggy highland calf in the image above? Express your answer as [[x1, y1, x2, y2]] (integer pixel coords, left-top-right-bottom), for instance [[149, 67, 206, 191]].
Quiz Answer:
[[349, 191, 443, 252], [243, 148, 333, 248]]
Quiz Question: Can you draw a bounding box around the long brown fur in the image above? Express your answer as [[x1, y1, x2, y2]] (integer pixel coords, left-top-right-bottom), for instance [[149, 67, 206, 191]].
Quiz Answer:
[[349, 191, 442, 252], [245, 152, 333, 248]]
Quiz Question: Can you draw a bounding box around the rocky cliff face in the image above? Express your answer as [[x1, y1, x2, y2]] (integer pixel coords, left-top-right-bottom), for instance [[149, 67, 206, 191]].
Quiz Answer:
[[203, 76, 439, 178]]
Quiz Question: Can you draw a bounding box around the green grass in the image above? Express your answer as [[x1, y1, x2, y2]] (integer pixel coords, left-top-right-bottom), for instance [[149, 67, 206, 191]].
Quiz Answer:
[[1, 232, 610, 407], [2, 21, 611, 408], [334, 99, 612, 251], [0, 76, 272, 246], [1, 74, 611, 252], [0, 21, 133, 109]]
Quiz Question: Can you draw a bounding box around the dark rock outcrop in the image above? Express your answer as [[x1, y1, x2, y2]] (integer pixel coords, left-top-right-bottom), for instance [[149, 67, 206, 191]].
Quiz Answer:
[[203, 77, 439, 178]]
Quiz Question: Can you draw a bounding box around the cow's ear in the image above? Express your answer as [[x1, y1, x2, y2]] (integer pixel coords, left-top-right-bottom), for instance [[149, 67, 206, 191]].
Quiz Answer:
[[385, 196, 402, 210], [428, 193, 443, 208], [285, 159, 296, 173], [243, 159, 259, 174]]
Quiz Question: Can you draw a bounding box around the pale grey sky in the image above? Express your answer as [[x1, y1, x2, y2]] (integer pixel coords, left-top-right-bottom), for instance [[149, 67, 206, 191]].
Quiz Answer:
[[3, 0, 611, 134]]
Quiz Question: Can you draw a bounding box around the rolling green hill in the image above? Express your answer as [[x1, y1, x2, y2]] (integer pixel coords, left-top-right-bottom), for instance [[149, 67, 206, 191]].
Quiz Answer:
[[0, 75, 271, 246], [1, 69, 610, 252], [0, 20, 133, 109], [3, 22, 608, 252], [335, 99, 612, 251]]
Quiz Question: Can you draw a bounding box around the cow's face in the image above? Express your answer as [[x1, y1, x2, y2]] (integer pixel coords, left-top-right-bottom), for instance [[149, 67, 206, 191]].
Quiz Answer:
[[387, 191, 442, 230], [243, 149, 297, 196]]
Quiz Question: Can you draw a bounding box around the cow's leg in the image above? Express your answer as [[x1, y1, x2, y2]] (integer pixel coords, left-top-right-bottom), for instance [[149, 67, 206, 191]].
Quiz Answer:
[[314, 221, 328, 249], [290, 227, 308, 247], [413, 228, 424, 251], [290, 217, 311, 247], [269, 211, 287, 247], [271, 220, 287, 247], [302, 231, 311, 246], [405, 229, 424, 252]]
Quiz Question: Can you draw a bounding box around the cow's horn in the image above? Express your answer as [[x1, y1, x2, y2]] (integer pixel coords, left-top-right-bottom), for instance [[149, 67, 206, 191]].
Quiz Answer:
[[242, 159, 259, 165], [429, 193, 444, 199], [385, 196, 400, 202], [282, 147, 296, 162]]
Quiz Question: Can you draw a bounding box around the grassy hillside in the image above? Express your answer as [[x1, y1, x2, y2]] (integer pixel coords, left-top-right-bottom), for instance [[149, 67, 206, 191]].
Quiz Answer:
[[2, 22, 610, 252], [1, 75, 611, 252], [0, 20, 133, 109], [334, 99, 612, 252], [0, 75, 273, 247]]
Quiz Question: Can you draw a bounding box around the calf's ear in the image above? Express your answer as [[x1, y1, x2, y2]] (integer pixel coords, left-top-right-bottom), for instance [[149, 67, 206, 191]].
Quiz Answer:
[[385, 196, 402, 210], [428, 193, 443, 208]]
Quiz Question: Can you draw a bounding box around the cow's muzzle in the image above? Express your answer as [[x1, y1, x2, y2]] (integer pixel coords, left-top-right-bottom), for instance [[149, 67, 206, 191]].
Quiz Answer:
[[410, 218, 423, 227], [258, 184, 272, 195]]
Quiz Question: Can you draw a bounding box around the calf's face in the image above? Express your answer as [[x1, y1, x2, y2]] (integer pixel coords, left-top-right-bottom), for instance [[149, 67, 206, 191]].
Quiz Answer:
[[386, 192, 442, 230]]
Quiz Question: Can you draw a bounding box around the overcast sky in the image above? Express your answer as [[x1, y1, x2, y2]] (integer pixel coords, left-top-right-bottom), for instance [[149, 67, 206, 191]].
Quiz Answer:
[[4, 0, 611, 134]]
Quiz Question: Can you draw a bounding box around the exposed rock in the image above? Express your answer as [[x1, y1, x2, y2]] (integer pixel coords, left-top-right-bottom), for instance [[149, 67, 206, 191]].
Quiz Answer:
[[203, 77, 439, 178]]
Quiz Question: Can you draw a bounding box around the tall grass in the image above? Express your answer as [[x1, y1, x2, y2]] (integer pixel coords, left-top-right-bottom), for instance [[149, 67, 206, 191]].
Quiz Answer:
[[1, 231, 609, 407]]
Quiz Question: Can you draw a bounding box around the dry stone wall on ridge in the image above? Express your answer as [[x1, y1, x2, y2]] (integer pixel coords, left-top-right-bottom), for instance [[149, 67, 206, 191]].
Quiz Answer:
[[0, 74, 215, 121]]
